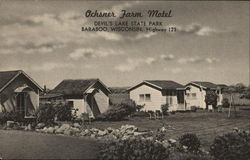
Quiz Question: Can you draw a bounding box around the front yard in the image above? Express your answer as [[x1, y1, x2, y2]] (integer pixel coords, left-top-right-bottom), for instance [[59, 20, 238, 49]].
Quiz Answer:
[[90, 107, 250, 149], [0, 107, 249, 159], [0, 130, 99, 159]]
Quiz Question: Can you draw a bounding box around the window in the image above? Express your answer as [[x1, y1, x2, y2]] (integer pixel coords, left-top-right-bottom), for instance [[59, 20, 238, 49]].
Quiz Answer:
[[192, 93, 196, 97], [166, 96, 173, 104], [186, 93, 190, 97], [68, 101, 74, 107], [145, 94, 151, 101], [139, 94, 144, 101], [139, 94, 151, 101]]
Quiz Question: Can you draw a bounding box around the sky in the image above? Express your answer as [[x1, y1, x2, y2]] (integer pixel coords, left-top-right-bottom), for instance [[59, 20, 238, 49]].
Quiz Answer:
[[0, 0, 249, 89]]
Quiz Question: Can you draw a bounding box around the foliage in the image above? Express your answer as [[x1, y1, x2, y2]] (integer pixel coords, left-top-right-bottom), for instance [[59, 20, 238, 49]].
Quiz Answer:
[[240, 92, 250, 99], [161, 104, 169, 115], [35, 104, 56, 125], [190, 106, 197, 112], [0, 112, 25, 124], [97, 100, 137, 121], [169, 152, 211, 160], [179, 133, 201, 153], [99, 137, 170, 160], [205, 90, 218, 109], [135, 104, 144, 112], [222, 98, 230, 108], [131, 111, 149, 117], [210, 130, 250, 160], [55, 103, 73, 121], [224, 83, 249, 94], [153, 132, 167, 142]]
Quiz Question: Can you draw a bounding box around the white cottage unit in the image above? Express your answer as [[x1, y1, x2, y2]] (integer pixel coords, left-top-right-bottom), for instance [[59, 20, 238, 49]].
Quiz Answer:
[[51, 79, 111, 118], [185, 81, 223, 109], [0, 70, 43, 118], [128, 80, 186, 112]]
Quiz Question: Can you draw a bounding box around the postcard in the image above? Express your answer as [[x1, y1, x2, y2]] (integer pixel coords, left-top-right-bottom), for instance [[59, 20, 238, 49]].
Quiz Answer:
[[0, 0, 249, 159]]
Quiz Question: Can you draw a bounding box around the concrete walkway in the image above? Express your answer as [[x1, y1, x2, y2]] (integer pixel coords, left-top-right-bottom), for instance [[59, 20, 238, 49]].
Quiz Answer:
[[0, 130, 100, 159]]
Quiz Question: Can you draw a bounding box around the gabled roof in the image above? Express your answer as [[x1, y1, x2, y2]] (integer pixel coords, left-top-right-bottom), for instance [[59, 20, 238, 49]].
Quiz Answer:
[[127, 80, 184, 92], [40, 93, 63, 99], [217, 84, 228, 89], [145, 80, 184, 90], [0, 70, 43, 93], [187, 81, 218, 89], [109, 87, 130, 93], [52, 79, 111, 96]]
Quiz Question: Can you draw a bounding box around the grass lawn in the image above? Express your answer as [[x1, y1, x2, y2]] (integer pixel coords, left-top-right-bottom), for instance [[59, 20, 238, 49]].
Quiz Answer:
[[0, 107, 249, 159], [0, 130, 99, 159], [89, 107, 250, 149]]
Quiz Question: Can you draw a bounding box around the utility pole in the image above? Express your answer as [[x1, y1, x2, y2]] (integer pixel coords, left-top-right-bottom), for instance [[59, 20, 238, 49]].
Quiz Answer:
[[228, 94, 232, 118], [228, 93, 237, 118]]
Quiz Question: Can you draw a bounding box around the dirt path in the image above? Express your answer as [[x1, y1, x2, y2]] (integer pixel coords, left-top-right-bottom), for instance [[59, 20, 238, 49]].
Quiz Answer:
[[0, 130, 100, 159]]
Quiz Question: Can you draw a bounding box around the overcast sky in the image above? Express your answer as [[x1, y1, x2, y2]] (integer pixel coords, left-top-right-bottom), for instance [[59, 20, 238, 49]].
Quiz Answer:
[[0, 0, 249, 89]]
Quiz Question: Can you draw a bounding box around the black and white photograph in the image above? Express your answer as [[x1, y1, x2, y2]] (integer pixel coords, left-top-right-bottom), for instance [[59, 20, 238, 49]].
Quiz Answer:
[[0, 0, 249, 159]]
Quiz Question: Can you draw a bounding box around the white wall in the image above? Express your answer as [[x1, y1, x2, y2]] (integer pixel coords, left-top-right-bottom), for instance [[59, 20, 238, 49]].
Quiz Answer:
[[93, 89, 109, 114], [130, 84, 166, 111], [185, 85, 206, 109], [66, 99, 85, 117]]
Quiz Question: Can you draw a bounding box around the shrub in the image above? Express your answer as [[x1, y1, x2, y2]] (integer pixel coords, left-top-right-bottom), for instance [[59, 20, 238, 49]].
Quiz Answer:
[[240, 92, 250, 99], [135, 104, 144, 112], [55, 103, 73, 121], [99, 137, 170, 160], [131, 111, 149, 117], [35, 104, 56, 125], [190, 106, 197, 112], [222, 98, 230, 108], [205, 90, 218, 109], [0, 112, 25, 124], [161, 104, 169, 115], [170, 152, 211, 160], [179, 133, 201, 153], [97, 100, 137, 121], [153, 132, 167, 142], [210, 130, 250, 160]]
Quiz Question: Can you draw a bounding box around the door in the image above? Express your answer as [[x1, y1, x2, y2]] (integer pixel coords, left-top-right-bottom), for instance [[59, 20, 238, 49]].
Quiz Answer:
[[16, 92, 25, 117], [16, 92, 36, 118]]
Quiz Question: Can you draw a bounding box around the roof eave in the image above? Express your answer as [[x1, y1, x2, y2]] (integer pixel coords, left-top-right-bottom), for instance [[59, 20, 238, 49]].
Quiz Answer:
[[0, 70, 43, 93]]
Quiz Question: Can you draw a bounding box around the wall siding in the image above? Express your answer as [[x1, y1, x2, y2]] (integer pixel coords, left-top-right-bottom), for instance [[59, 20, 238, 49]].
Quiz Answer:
[[185, 85, 206, 109], [129, 84, 165, 111], [0, 74, 40, 113]]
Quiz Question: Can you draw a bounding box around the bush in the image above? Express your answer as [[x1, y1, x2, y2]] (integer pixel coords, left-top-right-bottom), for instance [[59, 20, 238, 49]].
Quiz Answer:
[[131, 111, 149, 117], [210, 130, 250, 160], [170, 152, 211, 160], [55, 103, 73, 121], [222, 98, 230, 108], [205, 90, 218, 109], [99, 137, 170, 160], [179, 133, 201, 153], [35, 104, 56, 125], [161, 104, 169, 115], [0, 112, 25, 124], [135, 104, 144, 112], [97, 100, 137, 121], [191, 106, 197, 112]]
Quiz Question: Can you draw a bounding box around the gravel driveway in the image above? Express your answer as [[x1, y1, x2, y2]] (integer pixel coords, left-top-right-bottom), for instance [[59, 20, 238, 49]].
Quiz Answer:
[[0, 130, 100, 159]]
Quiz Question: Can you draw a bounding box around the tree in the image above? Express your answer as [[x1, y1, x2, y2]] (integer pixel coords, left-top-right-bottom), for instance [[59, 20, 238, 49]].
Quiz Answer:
[[234, 83, 246, 93], [205, 90, 218, 109]]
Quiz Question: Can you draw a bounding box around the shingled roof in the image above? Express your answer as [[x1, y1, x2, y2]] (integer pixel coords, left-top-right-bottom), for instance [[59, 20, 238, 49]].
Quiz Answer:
[[189, 81, 218, 89], [0, 70, 43, 93], [52, 79, 111, 96], [127, 80, 184, 91], [0, 70, 19, 91], [145, 80, 184, 90]]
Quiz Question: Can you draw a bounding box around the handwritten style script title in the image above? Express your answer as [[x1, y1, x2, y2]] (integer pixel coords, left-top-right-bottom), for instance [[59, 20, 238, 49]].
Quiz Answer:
[[84, 10, 172, 18]]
